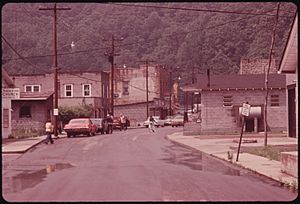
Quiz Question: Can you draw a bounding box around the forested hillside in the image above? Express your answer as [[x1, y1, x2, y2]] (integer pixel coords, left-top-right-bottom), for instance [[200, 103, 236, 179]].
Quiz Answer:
[[1, 2, 297, 82]]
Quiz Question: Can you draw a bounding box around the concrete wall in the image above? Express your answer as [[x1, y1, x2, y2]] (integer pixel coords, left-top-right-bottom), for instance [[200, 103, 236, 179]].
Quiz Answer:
[[199, 89, 287, 134]]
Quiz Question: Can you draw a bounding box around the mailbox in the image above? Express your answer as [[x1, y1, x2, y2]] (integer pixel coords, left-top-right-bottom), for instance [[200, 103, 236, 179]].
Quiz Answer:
[[239, 106, 262, 118]]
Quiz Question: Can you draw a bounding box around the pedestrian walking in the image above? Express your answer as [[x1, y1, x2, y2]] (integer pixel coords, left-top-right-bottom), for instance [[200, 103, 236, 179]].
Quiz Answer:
[[120, 114, 126, 131], [148, 115, 156, 133], [106, 113, 113, 134], [45, 119, 54, 144]]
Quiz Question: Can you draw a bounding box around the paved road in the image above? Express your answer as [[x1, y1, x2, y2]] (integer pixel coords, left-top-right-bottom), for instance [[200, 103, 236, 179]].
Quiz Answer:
[[2, 127, 297, 202]]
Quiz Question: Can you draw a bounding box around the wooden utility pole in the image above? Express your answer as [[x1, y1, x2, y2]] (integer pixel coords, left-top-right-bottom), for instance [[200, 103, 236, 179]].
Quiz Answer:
[[104, 35, 122, 116], [264, 2, 280, 146], [169, 67, 172, 116], [39, 3, 70, 137], [138, 60, 154, 119]]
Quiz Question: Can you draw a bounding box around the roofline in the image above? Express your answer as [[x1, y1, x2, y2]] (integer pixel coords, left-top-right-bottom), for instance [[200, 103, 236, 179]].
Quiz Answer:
[[278, 11, 298, 72], [13, 98, 49, 101], [115, 100, 155, 107], [181, 87, 285, 92]]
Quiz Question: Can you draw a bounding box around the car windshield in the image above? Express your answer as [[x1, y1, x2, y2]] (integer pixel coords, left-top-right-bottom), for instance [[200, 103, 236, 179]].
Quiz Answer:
[[153, 116, 160, 120], [69, 119, 89, 124], [174, 116, 184, 119]]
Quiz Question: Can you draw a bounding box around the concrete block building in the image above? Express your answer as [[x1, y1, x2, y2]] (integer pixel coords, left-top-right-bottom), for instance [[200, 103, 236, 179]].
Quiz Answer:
[[182, 74, 287, 134]]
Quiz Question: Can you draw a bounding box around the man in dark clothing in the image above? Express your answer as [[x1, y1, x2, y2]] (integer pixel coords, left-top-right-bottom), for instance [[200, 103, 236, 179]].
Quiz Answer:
[[106, 114, 113, 134]]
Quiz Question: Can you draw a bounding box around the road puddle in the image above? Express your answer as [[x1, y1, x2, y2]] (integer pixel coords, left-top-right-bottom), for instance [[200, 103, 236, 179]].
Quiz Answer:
[[162, 144, 242, 176], [3, 163, 74, 193]]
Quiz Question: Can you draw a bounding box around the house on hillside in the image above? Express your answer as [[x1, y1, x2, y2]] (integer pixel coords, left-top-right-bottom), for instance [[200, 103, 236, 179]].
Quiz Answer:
[[2, 69, 18, 139], [112, 65, 172, 123], [278, 13, 298, 138], [10, 71, 110, 131], [181, 73, 287, 134]]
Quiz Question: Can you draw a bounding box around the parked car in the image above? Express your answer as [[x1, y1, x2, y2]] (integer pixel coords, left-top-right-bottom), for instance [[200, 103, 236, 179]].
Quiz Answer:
[[64, 118, 97, 137], [112, 117, 122, 130], [91, 118, 109, 134], [164, 115, 174, 126], [143, 116, 165, 127], [171, 115, 184, 127]]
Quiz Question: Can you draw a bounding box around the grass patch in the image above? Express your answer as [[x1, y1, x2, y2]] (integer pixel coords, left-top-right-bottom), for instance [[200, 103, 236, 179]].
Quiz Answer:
[[242, 145, 298, 161]]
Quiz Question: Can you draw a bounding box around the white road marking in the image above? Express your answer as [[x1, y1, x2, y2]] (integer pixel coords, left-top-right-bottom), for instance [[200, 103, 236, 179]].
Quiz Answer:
[[132, 136, 139, 141]]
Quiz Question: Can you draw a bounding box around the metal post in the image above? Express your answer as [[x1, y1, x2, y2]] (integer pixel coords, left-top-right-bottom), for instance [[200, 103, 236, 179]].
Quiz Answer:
[[236, 116, 245, 162]]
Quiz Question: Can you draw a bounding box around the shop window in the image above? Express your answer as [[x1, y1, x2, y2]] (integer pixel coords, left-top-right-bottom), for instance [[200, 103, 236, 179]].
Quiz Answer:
[[20, 106, 31, 118]]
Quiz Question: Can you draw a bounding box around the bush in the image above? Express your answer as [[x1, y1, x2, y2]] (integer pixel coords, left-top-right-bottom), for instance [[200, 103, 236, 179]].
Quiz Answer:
[[59, 104, 94, 125]]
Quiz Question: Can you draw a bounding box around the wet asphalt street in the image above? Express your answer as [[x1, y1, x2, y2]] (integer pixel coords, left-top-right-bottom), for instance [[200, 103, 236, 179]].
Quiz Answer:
[[2, 127, 297, 202]]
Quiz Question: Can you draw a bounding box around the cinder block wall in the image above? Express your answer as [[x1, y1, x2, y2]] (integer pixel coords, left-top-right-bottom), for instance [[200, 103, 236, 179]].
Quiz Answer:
[[199, 89, 287, 134]]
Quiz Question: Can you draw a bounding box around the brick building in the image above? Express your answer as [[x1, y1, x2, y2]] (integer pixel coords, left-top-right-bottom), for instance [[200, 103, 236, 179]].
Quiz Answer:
[[113, 65, 172, 123], [182, 74, 287, 134], [11, 71, 110, 132]]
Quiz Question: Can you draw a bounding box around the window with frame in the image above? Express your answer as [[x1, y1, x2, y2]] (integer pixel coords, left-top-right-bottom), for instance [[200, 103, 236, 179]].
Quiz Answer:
[[223, 95, 233, 107], [2, 108, 9, 128], [20, 106, 31, 118], [122, 81, 129, 95], [270, 94, 279, 106], [25, 85, 40, 92], [64, 84, 73, 97], [83, 84, 91, 97]]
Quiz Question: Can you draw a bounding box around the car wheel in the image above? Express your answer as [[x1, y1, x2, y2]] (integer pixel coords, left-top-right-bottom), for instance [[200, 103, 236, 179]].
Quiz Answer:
[[67, 133, 71, 138]]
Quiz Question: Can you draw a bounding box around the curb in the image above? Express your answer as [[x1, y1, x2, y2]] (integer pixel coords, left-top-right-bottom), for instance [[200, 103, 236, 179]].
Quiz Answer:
[[164, 134, 296, 187]]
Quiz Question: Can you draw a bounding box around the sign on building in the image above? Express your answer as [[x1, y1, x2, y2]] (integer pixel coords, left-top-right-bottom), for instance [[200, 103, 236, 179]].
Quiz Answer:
[[241, 103, 251, 116], [2, 88, 20, 99]]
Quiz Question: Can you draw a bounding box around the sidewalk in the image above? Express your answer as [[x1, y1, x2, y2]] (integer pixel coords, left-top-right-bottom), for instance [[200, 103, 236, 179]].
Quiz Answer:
[[166, 132, 298, 187], [1, 126, 144, 154], [2, 134, 67, 154]]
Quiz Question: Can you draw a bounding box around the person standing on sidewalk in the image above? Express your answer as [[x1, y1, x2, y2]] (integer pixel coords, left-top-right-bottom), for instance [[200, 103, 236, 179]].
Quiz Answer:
[[45, 119, 54, 144], [148, 115, 156, 133]]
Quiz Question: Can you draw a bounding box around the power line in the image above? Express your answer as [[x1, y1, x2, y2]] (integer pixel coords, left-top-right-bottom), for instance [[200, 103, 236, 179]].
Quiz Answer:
[[1, 35, 51, 73], [110, 3, 293, 18], [3, 33, 161, 94]]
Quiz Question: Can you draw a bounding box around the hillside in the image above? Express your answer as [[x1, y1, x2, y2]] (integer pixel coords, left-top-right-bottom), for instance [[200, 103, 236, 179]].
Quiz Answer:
[[1, 2, 297, 82]]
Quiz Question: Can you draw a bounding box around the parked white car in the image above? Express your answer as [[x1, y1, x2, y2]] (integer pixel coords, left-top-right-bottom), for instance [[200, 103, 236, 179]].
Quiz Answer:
[[143, 116, 165, 127]]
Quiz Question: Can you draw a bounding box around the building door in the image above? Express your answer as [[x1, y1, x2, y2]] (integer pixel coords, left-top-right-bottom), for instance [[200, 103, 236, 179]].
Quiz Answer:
[[245, 118, 254, 132], [288, 86, 296, 137]]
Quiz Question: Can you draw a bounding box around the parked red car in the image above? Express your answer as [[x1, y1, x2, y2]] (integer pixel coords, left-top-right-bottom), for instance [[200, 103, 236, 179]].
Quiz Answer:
[[64, 118, 97, 137]]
